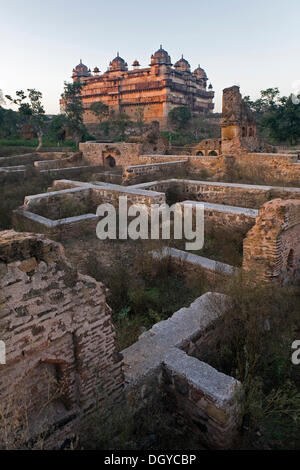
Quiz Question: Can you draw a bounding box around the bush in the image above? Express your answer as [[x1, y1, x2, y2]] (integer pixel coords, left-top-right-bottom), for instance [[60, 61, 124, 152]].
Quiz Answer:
[[84, 246, 205, 350], [192, 274, 300, 449]]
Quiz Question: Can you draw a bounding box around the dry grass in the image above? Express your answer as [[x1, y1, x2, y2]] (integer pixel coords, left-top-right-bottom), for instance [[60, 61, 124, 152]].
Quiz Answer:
[[192, 272, 300, 449]]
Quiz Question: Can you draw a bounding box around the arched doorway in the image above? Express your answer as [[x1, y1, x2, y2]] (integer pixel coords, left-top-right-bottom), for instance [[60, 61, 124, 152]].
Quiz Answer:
[[105, 155, 116, 167], [208, 150, 218, 156], [196, 151, 204, 156]]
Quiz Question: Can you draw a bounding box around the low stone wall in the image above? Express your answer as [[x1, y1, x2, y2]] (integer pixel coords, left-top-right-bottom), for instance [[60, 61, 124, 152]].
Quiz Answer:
[[0, 167, 26, 182], [140, 154, 189, 164], [141, 152, 300, 185], [179, 200, 257, 233], [13, 181, 166, 240], [122, 292, 242, 449], [34, 154, 80, 170], [236, 153, 300, 185], [39, 165, 104, 179], [131, 179, 300, 209], [122, 160, 187, 184], [24, 187, 93, 219], [0, 152, 38, 167], [0, 151, 75, 168], [188, 155, 227, 179], [79, 142, 142, 166], [37, 151, 75, 160], [13, 209, 99, 241], [152, 247, 238, 282], [245, 152, 298, 164], [0, 230, 124, 449]]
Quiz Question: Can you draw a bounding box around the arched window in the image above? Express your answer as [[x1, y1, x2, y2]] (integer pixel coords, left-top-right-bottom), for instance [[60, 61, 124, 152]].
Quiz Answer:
[[196, 151, 203, 156], [208, 150, 218, 156]]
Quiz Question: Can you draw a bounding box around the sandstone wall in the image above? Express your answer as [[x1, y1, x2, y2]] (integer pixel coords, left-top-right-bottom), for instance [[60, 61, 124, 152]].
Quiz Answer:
[[13, 182, 166, 241], [179, 200, 257, 234], [193, 138, 222, 156], [137, 179, 300, 208], [122, 160, 187, 184], [79, 142, 142, 166], [0, 231, 124, 449], [122, 292, 242, 449], [243, 199, 300, 284], [221, 86, 267, 156]]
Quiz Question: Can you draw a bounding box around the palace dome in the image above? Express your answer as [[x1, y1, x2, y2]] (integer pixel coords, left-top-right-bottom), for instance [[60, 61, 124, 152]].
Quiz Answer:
[[109, 53, 128, 71], [193, 65, 207, 80], [151, 45, 172, 66], [174, 55, 191, 73], [72, 60, 91, 77]]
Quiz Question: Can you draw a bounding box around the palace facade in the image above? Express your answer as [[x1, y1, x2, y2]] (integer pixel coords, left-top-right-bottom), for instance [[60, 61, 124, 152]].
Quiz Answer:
[[64, 46, 214, 129]]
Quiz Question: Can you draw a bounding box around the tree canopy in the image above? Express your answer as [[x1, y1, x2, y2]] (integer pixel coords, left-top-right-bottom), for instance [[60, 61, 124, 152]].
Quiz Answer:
[[61, 81, 86, 145], [244, 88, 300, 145], [168, 106, 192, 129], [5, 89, 46, 149]]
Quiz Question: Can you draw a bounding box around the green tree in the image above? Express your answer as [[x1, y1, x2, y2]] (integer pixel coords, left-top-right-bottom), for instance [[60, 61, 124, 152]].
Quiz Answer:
[[134, 107, 146, 132], [244, 88, 300, 144], [5, 89, 46, 149], [111, 112, 130, 140], [0, 107, 20, 138], [61, 81, 86, 146], [168, 106, 192, 129], [90, 101, 110, 136], [90, 101, 109, 120], [46, 114, 68, 142]]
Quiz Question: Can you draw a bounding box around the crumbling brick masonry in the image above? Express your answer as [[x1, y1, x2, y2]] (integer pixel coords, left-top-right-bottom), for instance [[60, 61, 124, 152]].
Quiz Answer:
[[0, 230, 123, 449]]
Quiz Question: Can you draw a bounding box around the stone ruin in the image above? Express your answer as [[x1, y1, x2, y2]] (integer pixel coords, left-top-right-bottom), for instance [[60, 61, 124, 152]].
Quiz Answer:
[[243, 198, 300, 284], [221, 85, 272, 156], [1, 83, 300, 449], [0, 230, 123, 448]]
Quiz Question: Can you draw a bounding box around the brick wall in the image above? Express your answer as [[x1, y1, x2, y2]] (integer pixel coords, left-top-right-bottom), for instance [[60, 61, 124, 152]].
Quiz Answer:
[[243, 199, 300, 284], [122, 160, 187, 184], [79, 142, 142, 166], [0, 231, 124, 449], [122, 292, 243, 449]]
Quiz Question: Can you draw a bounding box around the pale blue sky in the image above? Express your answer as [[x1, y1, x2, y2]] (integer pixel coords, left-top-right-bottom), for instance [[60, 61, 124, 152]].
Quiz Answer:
[[1, 0, 299, 113]]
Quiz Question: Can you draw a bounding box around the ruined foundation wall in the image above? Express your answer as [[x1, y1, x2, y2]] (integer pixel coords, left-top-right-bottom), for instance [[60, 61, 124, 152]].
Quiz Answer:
[[179, 201, 257, 234], [122, 160, 187, 184], [122, 293, 243, 449], [243, 199, 300, 284], [0, 231, 124, 449], [79, 142, 142, 166], [12, 183, 166, 241]]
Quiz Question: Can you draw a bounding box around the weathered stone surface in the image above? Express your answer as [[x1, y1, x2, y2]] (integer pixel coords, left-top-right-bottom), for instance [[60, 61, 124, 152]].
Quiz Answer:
[[122, 292, 243, 449], [0, 230, 124, 449], [243, 198, 300, 284], [221, 85, 273, 156], [152, 247, 238, 280]]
